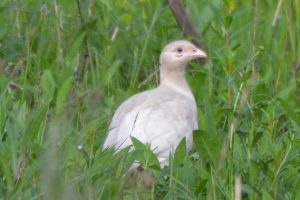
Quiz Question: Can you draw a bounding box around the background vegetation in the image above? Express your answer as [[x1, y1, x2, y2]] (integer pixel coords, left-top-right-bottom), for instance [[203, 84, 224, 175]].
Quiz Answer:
[[0, 0, 299, 199]]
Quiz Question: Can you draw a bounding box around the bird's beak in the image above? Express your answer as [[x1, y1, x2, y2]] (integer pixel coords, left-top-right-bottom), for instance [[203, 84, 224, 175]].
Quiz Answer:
[[191, 48, 207, 59]]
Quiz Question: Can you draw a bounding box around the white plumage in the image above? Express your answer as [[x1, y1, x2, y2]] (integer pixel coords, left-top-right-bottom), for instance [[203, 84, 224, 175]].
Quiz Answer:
[[103, 40, 207, 167]]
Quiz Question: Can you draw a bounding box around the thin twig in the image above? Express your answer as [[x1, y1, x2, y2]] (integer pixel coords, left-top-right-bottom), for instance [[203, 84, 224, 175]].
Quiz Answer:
[[234, 176, 242, 200], [272, 0, 284, 27], [251, 0, 258, 82], [54, 0, 63, 64], [76, 0, 85, 25], [75, 0, 89, 81]]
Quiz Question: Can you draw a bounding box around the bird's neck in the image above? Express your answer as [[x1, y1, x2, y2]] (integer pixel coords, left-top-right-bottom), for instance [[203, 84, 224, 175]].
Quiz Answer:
[[159, 65, 193, 96]]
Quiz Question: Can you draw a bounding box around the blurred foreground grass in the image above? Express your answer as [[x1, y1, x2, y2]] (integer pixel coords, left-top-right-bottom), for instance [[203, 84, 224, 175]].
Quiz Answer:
[[0, 0, 299, 199]]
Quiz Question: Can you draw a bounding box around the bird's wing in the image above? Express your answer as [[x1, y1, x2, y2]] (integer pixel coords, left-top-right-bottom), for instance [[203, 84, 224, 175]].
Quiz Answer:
[[103, 88, 197, 164]]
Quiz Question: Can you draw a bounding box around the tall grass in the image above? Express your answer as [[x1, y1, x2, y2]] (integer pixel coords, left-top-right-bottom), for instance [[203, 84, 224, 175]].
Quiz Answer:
[[0, 0, 299, 199]]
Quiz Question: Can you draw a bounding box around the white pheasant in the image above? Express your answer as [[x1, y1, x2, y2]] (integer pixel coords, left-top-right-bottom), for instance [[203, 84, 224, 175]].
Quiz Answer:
[[103, 40, 207, 167]]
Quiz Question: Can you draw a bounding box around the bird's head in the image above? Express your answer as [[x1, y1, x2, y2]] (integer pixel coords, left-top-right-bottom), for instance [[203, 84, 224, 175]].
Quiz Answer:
[[159, 40, 207, 71]]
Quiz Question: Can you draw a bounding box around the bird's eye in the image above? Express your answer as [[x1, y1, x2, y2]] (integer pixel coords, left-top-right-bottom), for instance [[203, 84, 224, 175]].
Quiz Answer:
[[176, 47, 183, 53]]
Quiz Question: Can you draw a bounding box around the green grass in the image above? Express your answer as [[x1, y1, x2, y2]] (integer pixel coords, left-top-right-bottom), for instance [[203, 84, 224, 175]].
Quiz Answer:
[[0, 0, 299, 199]]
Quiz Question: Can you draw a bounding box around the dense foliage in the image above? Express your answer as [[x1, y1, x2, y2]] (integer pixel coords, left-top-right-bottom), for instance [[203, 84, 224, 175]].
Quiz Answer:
[[0, 0, 299, 199]]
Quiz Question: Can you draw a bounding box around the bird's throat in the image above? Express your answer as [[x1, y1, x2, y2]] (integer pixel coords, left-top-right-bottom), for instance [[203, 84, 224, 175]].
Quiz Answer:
[[159, 65, 192, 96]]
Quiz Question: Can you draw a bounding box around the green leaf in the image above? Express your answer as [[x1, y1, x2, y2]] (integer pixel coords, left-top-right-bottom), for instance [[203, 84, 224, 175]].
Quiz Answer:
[[41, 70, 56, 104], [262, 192, 273, 200], [103, 60, 122, 86], [84, 19, 98, 30], [277, 79, 296, 100], [23, 105, 48, 148], [173, 138, 188, 165], [193, 130, 223, 166], [0, 102, 6, 136], [277, 98, 300, 130], [224, 15, 232, 29], [65, 32, 86, 68], [131, 136, 160, 170], [55, 76, 73, 116], [204, 98, 218, 135], [131, 136, 146, 150]]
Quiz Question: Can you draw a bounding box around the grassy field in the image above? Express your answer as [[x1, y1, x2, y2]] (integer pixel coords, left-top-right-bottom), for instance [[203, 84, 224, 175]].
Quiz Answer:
[[0, 0, 299, 199]]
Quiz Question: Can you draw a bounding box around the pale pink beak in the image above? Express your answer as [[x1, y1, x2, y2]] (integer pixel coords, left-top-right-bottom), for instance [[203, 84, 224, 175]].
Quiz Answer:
[[192, 48, 207, 58]]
